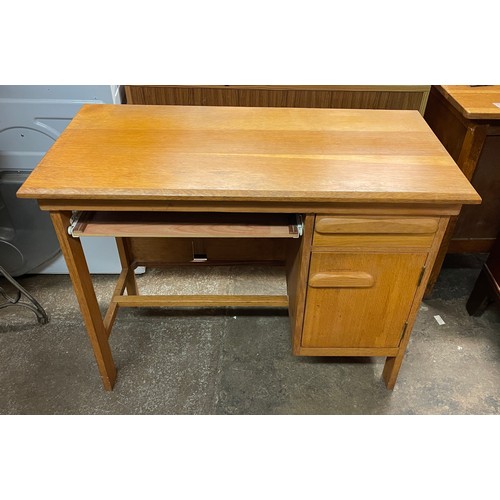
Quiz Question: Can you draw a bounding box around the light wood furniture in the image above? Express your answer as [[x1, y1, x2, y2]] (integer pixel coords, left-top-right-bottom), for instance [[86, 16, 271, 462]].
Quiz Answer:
[[424, 85, 500, 295], [17, 104, 479, 391], [125, 85, 430, 115]]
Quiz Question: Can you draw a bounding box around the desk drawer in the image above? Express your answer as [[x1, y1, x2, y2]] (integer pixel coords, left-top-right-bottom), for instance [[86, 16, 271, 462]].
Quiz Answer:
[[313, 216, 439, 249]]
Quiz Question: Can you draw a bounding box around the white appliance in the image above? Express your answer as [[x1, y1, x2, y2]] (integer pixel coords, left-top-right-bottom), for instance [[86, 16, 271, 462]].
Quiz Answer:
[[0, 85, 124, 274]]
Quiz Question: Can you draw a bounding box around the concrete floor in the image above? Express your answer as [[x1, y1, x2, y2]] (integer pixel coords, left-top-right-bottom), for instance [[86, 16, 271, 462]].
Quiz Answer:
[[0, 256, 499, 414]]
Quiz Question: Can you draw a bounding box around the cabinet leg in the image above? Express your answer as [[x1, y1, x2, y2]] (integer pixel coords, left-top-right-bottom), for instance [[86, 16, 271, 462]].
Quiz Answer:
[[382, 354, 404, 390], [51, 211, 117, 390], [466, 268, 494, 316]]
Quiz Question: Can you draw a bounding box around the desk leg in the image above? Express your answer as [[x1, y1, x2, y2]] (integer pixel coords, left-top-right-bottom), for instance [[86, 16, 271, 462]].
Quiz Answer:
[[116, 237, 138, 295], [466, 267, 495, 316], [51, 211, 117, 390], [383, 217, 450, 389]]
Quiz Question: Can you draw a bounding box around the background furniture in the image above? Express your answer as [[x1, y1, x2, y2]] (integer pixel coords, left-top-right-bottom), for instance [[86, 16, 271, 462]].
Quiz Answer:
[[125, 85, 430, 114], [424, 85, 500, 295], [466, 231, 500, 316], [0, 265, 49, 324], [0, 85, 124, 275], [17, 105, 478, 391]]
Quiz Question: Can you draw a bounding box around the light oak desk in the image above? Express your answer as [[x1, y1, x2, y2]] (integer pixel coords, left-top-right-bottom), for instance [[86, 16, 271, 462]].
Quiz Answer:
[[17, 105, 480, 391]]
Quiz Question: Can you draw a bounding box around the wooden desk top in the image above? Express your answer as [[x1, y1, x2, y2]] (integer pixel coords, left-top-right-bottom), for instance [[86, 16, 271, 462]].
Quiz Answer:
[[437, 85, 500, 120], [17, 104, 480, 205]]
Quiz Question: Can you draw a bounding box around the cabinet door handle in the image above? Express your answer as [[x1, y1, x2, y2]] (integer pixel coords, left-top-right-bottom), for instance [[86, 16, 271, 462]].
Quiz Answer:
[[309, 271, 374, 288]]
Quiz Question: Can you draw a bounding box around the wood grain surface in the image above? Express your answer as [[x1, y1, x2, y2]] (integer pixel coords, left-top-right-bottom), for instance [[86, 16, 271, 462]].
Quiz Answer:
[[309, 271, 374, 288], [17, 104, 480, 205], [312, 232, 435, 250], [438, 85, 500, 119], [113, 294, 288, 308], [314, 216, 439, 234], [72, 211, 299, 238], [301, 252, 427, 348], [125, 85, 430, 114], [50, 211, 116, 389]]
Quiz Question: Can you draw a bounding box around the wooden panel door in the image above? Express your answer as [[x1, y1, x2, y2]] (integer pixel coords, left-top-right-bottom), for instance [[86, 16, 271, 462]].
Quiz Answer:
[[302, 252, 427, 348]]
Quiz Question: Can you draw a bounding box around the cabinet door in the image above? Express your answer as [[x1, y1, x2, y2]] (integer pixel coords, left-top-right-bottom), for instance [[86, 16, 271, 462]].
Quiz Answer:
[[302, 252, 427, 348]]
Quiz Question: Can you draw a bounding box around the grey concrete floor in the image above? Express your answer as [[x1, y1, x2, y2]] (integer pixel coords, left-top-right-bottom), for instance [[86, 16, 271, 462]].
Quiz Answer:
[[0, 256, 499, 414]]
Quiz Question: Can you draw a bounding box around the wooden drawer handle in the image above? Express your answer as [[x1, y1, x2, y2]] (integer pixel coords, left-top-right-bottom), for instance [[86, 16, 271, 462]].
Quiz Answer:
[[309, 271, 374, 288], [315, 217, 439, 234]]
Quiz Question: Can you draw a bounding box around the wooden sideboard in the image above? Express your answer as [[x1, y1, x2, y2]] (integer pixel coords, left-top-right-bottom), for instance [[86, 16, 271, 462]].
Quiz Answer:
[[125, 85, 430, 114], [424, 85, 500, 295], [17, 105, 478, 391]]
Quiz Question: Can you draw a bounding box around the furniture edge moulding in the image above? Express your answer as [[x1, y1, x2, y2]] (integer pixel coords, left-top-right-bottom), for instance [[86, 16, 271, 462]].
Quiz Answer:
[[36, 199, 465, 216]]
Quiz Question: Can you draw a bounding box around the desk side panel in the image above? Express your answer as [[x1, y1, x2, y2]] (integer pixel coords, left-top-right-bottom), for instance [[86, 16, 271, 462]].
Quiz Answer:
[[286, 215, 314, 354]]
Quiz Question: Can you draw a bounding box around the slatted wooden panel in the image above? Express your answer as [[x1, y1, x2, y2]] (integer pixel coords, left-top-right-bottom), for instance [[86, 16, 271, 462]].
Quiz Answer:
[[125, 85, 430, 114]]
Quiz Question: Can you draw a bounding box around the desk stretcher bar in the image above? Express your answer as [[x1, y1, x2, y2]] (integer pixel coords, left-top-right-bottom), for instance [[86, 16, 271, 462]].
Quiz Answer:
[[70, 212, 302, 239], [113, 294, 289, 308], [102, 269, 289, 339]]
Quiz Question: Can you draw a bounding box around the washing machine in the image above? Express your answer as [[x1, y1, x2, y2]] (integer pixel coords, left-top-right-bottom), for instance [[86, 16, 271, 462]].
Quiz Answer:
[[0, 85, 124, 276]]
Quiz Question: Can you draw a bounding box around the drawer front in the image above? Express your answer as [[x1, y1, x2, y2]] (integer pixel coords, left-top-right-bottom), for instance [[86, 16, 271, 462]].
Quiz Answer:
[[313, 216, 439, 249], [302, 252, 427, 348]]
